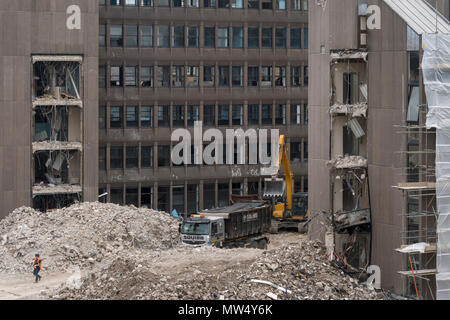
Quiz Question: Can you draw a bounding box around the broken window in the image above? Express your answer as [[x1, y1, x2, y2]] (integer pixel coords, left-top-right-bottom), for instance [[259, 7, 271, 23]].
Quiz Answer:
[[343, 125, 359, 156], [343, 72, 359, 104], [158, 145, 171, 167], [33, 107, 69, 142], [33, 61, 81, 100], [204, 184, 215, 209], [110, 66, 123, 87], [173, 105, 185, 127], [203, 66, 215, 87], [141, 146, 153, 168], [248, 104, 259, 125], [110, 146, 124, 169], [126, 146, 139, 168], [141, 66, 153, 87], [110, 106, 123, 128], [33, 151, 78, 186], [204, 105, 215, 126], [275, 66, 286, 87], [158, 105, 170, 127], [141, 106, 153, 128], [141, 187, 153, 208]]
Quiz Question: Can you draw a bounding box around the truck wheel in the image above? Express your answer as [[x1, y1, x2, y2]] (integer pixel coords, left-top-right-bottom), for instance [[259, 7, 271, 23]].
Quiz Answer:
[[270, 221, 280, 234], [298, 223, 308, 234]]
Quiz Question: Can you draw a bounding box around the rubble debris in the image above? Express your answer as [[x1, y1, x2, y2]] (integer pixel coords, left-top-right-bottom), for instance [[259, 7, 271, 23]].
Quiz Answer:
[[330, 103, 368, 118], [32, 141, 82, 152], [327, 156, 368, 169], [330, 50, 368, 61], [0, 203, 179, 274], [52, 239, 382, 300]]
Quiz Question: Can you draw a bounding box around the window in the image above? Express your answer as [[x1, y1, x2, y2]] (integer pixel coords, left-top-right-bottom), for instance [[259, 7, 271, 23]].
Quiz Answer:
[[141, 25, 153, 47], [232, 105, 243, 125], [248, 104, 259, 125], [110, 106, 123, 128], [141, 66, 153, 87], [187, 185, 198, 214], [218, 0, 229, 8], [125, 66, 138, 86], [141, 0, 153, 5], [302, 0, 308, 10], [291, 104, 301, 125], [218, 28, 229, 48], [126, 25, 138, 47], [248, 66, 258, 86], [157, 66, 170, 87], [110, 66, 123, 87], [275, 28, 286, 48], [99, 66, 106, 88], [218, 105, 229, 126], [110, 0, 122, 5], [276, 0, 285, 10], [110, 147, 124, 169], [262, 28, 272, 48], [187, 27, 199, 47], [158, 0, 169, 6], [290, 28, 301, 48], [232, 66, 243, 87], [158, 146, 171, 167], [141, 106, 153, 127], [343, 72, 358, 104], [218, 184, 229, 207], [99, 106, 106, 129], [303, 104, 308, 125], [275, 104, 286, 125], [303, 141, 308, 162], [261, 66, 272, 87], [99, 147, 106, 170], [158, 186, 169, 212], [203, 66, 215, 87], [110, 25, 123, 47], [291, 66, 300, 86], [291, 0, 300, 10], [173, 186, 184, 213], [172, 66, 185, 87], [248, 27, 259, 48], [99, 24, 106, 47], [303, 66, 308, 86], [110, 188, 123, 205], [173, 105, 185, 127], [188, 105, 199, 126], [157, 25, 170, 47], [304, 27, 308, 49], [158, 105, 170, 127], [261, 0, 272, 9], [126, 106, 138, 128], [172, 26, 185, 48], [204, 184, 215, 209], [248, 0, 259, 8], [173, 0, 184, 6], [126, 0, 137, 5], [204, 27, 215, 48], [204, 105, 215, 126], [186, 66, 199, 87], [204, 0, 215, 7], [126, 188, 139, 206], [275, 66, 286, 87], [232, 0, 243, 7], [261, 104, 272, 125], [218, 66, 229, 87], [187, 0, 199, 7], [126, 146, 139, 168], [141, 186, 152, 208], [232, 27, 243, 48], [290, 142, 301, 163], [141, 146, 153, 168]]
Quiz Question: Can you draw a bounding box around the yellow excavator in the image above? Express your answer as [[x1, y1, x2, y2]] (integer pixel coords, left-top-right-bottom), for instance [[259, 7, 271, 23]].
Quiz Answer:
[[263, 135, 309, 233]]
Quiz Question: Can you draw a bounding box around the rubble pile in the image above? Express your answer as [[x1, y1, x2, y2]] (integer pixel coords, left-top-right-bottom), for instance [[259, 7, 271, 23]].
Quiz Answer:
[[53, 240, 382, 300], [0, 203, 178, 273]]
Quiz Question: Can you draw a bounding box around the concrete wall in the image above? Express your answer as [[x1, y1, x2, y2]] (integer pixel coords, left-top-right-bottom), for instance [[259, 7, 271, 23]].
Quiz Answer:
[[0, 0, 98, 218]]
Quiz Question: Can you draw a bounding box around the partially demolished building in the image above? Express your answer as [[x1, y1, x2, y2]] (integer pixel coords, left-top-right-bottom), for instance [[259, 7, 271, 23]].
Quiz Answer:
[[309, 0, 450, 299], [0, 1, 99, 216]]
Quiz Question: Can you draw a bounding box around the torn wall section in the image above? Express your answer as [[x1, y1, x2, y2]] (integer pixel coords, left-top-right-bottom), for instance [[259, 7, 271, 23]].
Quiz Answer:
[[422, 33, 450, 300]]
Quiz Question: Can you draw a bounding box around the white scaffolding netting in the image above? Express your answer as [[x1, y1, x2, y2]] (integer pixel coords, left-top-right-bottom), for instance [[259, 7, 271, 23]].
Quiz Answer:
[[423, 33, 450, 300]]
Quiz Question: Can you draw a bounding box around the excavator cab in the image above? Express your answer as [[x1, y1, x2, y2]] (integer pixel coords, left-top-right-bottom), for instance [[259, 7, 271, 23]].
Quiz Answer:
[[291, 192, 308, 219]]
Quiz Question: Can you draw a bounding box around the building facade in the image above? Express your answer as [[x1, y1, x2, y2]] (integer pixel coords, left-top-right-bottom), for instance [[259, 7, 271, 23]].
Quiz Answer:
[[98, 0, 309, 213], [0, 1, 99, 217]]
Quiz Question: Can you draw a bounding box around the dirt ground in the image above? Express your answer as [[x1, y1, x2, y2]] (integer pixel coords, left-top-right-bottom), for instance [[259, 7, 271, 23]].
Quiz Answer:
[[0, 232, 307, 300]]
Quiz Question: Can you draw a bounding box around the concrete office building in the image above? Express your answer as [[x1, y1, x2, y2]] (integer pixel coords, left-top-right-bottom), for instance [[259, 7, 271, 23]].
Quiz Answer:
[[0, 1, 99, 217], [97, 0, 309, 214], [308, 0, 449, 299]]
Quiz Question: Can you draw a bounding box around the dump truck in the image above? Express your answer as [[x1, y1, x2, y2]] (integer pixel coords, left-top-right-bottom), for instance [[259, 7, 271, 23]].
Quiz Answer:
[[179, 199, 272, 249], [263, 134, 309, 233]]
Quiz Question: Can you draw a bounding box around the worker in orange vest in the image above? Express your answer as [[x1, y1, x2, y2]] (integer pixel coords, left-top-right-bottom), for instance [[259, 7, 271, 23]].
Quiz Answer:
[[32, 254, 42, 283]]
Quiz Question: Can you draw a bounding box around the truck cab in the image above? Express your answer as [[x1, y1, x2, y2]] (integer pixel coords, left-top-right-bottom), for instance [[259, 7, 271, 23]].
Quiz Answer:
[[180, 216, 225, 246]]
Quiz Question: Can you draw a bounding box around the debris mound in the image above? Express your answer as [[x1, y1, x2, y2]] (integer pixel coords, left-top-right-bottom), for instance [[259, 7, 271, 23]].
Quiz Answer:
[[53, 239, 382, 300], [0, 203, 178, 273]]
